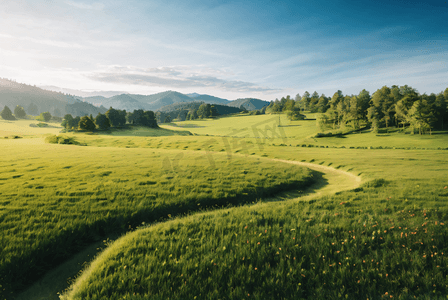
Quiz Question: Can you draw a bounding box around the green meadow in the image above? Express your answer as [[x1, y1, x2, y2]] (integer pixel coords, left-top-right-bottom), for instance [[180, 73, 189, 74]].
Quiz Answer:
[[0, 119, 313, 299], [1, 113, 448, 299]]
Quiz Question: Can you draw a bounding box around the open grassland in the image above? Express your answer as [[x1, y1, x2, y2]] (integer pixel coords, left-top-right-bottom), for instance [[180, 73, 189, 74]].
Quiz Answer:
[[0, 119, 62, 138], [0, 137, 313, 299], [162, 113, 448, 150], [60, 114, 448, 300], [62, 177, 448, 299], [2, 113, 448, 299]]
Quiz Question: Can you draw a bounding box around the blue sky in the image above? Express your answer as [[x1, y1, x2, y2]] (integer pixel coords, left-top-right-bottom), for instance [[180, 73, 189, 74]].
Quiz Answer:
[[1, 0, 447, 100]]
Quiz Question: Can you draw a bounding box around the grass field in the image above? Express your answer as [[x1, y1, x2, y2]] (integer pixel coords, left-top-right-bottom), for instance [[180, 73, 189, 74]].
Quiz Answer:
[[2, 113, 448, 299], [60, 147, 448, 299], [0, 121, 314, 299]]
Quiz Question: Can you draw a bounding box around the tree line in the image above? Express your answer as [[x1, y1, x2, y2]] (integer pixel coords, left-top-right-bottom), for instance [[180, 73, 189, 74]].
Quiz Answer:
[[0, 105, 56, 122], [62, 107, 158, 131], [265, 96, 305, 120], [185, 103, 219, 120], [271, 85, 448, 134]]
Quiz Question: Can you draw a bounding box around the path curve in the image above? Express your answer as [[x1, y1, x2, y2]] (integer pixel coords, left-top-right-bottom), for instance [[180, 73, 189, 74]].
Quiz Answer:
[[15, 155, 362, 300], [270, 158, 362, 200]]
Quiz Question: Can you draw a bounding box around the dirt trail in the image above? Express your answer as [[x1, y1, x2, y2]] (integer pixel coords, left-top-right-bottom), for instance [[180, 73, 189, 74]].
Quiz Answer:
[[15, 157, 362, 300], [270, 158, 362, 201]]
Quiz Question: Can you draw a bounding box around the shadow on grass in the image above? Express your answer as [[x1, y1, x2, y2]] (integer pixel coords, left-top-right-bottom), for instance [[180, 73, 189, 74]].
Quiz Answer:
[[170, 123, 206, 128], [91, 125, 193, 137], [268, 170, 328, 201], [11, 172, 316, 300]]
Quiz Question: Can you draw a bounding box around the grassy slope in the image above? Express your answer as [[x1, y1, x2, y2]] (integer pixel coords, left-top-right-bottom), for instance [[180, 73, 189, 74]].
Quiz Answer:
[[162, 113, 448, 149], [0, 119, 63, 137], [61, 113, 448, 299], [0, 123, 314, 299]]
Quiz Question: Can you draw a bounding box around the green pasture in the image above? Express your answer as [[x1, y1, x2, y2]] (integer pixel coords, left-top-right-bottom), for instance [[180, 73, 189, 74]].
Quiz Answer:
[[162, 113, 448, 150], [61, 114, 448, 299], [1, 113, 448, 299], [0, 119, 62, 138], [61, 147, 448, 299], [63, 179, 448, 299], [0, 136, 312, 299]]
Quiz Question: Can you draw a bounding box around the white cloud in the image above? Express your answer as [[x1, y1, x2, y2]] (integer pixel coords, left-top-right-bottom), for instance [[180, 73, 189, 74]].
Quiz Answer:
[[64, 0, 104, 10], [86, 65, 281, 93]]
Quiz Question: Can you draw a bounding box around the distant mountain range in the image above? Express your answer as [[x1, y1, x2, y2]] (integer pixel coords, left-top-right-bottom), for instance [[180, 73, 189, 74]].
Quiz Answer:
[[186, 93, 230, 105], [1, 79, 270, 118], [80, 91, 270, 112]]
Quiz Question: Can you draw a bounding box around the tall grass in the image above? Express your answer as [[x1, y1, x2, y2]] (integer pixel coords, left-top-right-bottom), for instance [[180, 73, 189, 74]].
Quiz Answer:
[[0, 139, 313, 298], [62, 179, 448, 299]]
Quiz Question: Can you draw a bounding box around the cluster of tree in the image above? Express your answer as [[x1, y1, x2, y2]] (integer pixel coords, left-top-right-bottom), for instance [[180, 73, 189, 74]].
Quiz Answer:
[[265, 96, 305, 120], [186, 103, 219, 120], [314, 85, 448, 134], [127, 109, 158, 127], [0, 105, 29, 120], [1, 106, 16, 120], [62, 107, 158, 131], [155, 101, 243, 122]]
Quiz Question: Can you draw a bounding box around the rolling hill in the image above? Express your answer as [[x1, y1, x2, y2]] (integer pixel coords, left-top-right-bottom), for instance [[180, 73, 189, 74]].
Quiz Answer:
[[226, 98, 270, 110], [1, 79, 269, 117], [0, 78, 106, 117], [186, 93, 230, 105]]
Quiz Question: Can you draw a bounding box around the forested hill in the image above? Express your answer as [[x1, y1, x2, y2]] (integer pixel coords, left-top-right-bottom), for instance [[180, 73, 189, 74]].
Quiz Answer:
[[0, 78, 268, 117], [186, 93, 230, 105], [156, 101, 242, 122], [79, 90, 267, 112], [0, 78, 106, 117], [227, 98, 270, 110]]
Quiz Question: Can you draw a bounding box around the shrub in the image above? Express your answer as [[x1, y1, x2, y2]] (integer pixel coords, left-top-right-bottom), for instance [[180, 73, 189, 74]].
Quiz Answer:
[[365, 178, 389, 188], [45, 135, 79, 145], [37, 112, 52, 122]]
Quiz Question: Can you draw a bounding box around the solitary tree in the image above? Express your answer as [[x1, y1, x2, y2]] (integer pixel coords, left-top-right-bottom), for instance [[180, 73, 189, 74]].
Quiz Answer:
[[14, 105, 26, 118], [95, 113, 110, 130], [78, 116, 96, 131], [62, 114, 75, 129], [105, 107, 120, 127], [1, 106, 15, 120], [286, 107, 305, 121], [37, 112, 52, 122]]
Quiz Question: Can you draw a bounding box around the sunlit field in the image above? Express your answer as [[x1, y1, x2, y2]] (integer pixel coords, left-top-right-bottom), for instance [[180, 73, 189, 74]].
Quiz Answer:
[[2, 113, 448, 299], [0, 119, 63, 138], [0, 132, 313, 299]]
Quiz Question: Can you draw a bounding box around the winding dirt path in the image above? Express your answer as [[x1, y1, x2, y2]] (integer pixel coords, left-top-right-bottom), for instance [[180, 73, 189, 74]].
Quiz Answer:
[[270, 158, 362, 201], [15, 156, 362, 300]]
